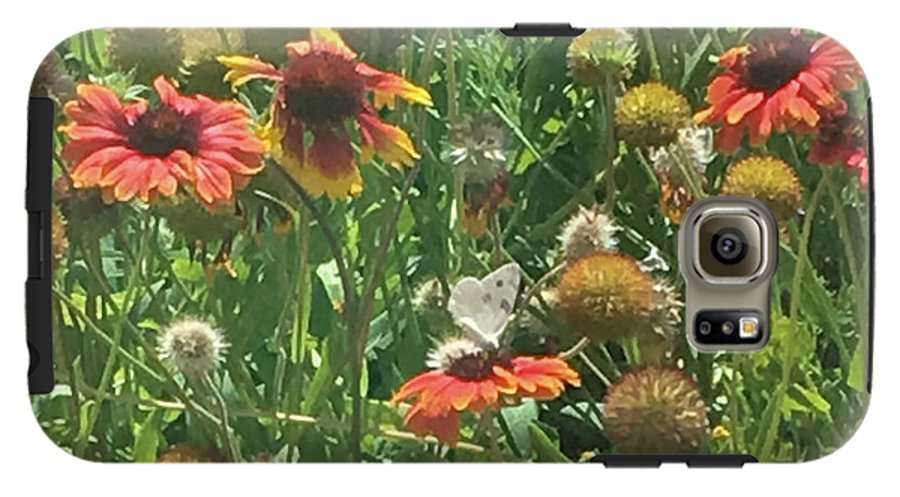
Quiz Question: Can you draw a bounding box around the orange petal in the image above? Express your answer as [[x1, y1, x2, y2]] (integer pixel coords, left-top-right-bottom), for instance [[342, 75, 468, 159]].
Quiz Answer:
[[725, 92, 764, 125]]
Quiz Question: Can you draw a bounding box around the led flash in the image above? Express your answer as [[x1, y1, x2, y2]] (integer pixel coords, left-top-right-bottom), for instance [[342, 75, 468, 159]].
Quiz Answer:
[[739, 317, 759, 339]]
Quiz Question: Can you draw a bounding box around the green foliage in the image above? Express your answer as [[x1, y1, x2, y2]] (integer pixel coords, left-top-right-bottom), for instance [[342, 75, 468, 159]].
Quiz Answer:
[[36, 27, 870, 463]]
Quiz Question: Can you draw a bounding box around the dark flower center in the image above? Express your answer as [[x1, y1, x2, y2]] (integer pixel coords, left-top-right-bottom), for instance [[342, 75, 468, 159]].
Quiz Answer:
[[447, 348, 511, 380], [742, 33, 813, 94], [283, 52, 365, 127], [128, 106, 200, 156]]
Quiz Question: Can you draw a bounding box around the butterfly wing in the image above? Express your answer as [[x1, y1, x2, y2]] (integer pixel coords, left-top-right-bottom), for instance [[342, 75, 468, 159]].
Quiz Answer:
[[448, 263, 521, 346]]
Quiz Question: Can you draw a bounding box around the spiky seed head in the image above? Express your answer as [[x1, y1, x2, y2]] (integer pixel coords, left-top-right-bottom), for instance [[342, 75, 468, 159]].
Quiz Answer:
[[158, 317, 228, 377], [603, 367, 710, 453], [721, 155, 803, 225], [616, 82, 692, 149]]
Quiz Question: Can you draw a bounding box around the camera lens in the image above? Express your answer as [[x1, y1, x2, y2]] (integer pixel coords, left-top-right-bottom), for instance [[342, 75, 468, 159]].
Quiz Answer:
[[699, 321, 712, 335], [711, 227, 748, 265]]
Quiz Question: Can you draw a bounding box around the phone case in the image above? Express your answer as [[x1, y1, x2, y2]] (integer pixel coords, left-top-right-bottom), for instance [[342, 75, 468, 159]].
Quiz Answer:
[[26, 26, 872, 464]]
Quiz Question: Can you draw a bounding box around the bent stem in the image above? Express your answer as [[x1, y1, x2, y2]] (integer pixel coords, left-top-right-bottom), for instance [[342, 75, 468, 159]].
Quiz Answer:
[[201, 372, 242, 462], [756, 178, 826, 459]]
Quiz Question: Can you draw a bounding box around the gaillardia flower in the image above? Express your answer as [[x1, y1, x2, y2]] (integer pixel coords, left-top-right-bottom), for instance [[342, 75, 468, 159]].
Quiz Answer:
[[559, 205, 618, 263], [158, 317, 228, 377], [809, 112, 870, 190], [721, 156, 802, 225], [391, 338, 580, 446], [61, 76, 265, 207], [556, 251, 651, 342], [616, 82, 692, 149], [219, 28, 433, 198], [603, 367, 709, 453], [696, 30, 864, 154], [556, 251, 678, 345], [567, 29, 638, 85]]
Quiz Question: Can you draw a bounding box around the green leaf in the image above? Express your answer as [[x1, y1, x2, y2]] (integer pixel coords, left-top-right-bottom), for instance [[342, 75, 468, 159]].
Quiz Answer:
[[133, 410, 164, 462], [501, 399, 539, 458], [527, 423, 570, 463], [309, 272, 337, 339], [171, 258, 204, 282], [681, 33, 713, 90], [782, 395, 810, 415], [792, 384, 832, 414]]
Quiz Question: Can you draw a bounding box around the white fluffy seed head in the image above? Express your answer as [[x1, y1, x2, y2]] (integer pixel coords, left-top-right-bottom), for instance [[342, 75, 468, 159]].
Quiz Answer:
[[425, 337, 486, 371], [649, 280, 683, 340], [650, 125, 716, 176], [158, 317, 228, 377], [559, 205, 619, 263]]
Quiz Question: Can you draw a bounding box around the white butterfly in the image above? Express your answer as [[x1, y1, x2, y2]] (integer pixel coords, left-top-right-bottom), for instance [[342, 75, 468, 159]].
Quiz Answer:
[[447, 263, 522, 349]]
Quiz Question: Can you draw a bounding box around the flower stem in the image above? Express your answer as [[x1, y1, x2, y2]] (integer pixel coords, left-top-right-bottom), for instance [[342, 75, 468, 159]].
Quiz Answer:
[[201, 372, 242, 462], [603, 76, 618, 214], [756, 178, 826, 460], [74, 218, 151, 456], [672, 141, 706, 200], [559, 337, 590, 359], [577, 351, 612, 388], [292, 205, 313, 365], [641, 28, 662, 81]]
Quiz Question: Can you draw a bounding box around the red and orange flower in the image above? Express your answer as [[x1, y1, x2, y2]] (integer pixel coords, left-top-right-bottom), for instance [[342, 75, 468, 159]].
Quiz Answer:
[[391, 338, 580, 446], [809, 112, 870, 190], [218, 28, 432, 199], [696, 30, 863, 154], [61, 76, 265, 207]]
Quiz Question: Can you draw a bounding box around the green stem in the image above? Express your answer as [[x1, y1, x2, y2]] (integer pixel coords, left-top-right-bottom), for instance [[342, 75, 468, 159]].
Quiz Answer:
[[823, 167, 862, 290], [577, 351, 612, 388], [641, 28, 662, 81], [201, 372, 241, 462], [729, 355, 746, 452], [293, 206, 313, 365], [75, 220, 151, 455], [756, 178, 826, 460], [603, 76, 618, 213], [672, 141, 706, 200]]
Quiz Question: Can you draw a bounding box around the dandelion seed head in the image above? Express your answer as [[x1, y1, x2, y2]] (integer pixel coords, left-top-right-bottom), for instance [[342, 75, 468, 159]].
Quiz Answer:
[[559, 205, 618, 263], [158, 317, 228, 377]]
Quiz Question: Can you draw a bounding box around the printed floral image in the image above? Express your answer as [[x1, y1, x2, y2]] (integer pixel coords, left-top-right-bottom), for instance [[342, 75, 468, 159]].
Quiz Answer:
[[34, 27, 870, 463]]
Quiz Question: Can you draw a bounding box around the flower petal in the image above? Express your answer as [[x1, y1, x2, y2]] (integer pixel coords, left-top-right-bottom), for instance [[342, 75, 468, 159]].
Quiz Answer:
[[357, 63, 433, 108], [357, 112, 419, 169], [217, 55, 283, 87], [725, 92, 764, 125]]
